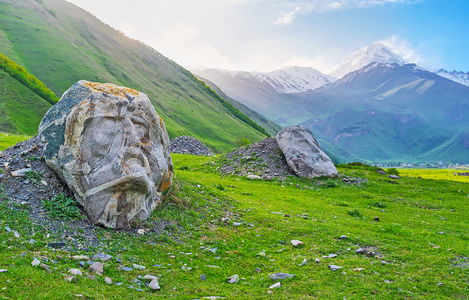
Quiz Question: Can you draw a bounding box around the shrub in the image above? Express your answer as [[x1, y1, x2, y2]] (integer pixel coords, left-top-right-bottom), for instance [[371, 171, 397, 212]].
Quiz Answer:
[[387, 168, 400, 176], [348, 209, 363, 218], [25, 170, 43, 185], [235, 137, 251, 147]]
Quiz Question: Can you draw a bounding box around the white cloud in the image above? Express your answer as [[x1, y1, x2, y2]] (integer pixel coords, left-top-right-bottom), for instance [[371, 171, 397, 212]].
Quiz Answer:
[[379, 35, 421, 64], [151, 22, 236, 70], [274, 0, 423, 25]]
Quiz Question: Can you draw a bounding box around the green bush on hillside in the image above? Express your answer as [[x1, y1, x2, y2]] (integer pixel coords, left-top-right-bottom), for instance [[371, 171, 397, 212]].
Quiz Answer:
[[0, 52, 58, 105], [387, 168, 400, 176]]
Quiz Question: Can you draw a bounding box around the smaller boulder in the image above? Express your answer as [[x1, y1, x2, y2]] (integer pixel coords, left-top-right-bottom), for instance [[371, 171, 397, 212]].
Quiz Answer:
[[276, 126, 338, 178]]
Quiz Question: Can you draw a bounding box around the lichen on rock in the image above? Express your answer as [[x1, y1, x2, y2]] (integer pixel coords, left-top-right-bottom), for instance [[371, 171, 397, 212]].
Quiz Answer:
[[39, 80, 173, 229]]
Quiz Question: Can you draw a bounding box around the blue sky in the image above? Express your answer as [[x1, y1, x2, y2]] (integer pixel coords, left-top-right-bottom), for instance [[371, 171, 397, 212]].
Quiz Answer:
[[67, 0, 469, 73]]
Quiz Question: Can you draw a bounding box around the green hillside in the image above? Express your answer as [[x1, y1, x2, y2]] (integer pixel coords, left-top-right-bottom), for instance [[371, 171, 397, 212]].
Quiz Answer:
[[0, 0, 269, 152], [0, 69, 51, 134], [197, 75, 281, 136]]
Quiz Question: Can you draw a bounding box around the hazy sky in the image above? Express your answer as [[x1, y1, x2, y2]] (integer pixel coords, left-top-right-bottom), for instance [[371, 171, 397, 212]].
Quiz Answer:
[[66, 0, 469, 73]]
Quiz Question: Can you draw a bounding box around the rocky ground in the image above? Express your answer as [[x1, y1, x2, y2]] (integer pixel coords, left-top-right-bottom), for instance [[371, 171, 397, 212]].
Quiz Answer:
[[0, 136, 102, 251], [214, 138, 295, 180], [170, 136, 214, 156]]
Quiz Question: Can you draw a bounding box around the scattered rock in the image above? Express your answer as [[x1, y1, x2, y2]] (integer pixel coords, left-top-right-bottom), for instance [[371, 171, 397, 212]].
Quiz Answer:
[[339, 235, 347, 240], [89, 262, 103, 275], [92, 253, 112, 262], [329, 265, 343, 271], [255, 268, 262, 273], [170, 136, 214, 156], [64, 275, 78, 283], [353, 268, 364, 271], [13, 231, 20, 238], [315, 258, 320, 263], [132, 264, 145, 270], [0, 269, 7, 273], [257, 252, 266, 257], [247, 175, 262, 180], [276, 126, 338, 178], [72, 255, 89, 260], [0, 151, 4, 158], [120, 267, 133, 272], [142, 275, 158, 281], [39, 80, 173, 229], [10, 168, 31, 177], [69, 269, 83, 276], [269, 282, 281, 289], [290, 240, 303, 247], [388, 175, 400, 180], [105, 277, 113, 285], [227, 274, 239, 284], [268, 273, 296, 280], [200, 274, 207, 281], [377, 170, 386, 175], [149, 278, 161, 290], [299, 259, 307, 266], [31, 258, 41, 266], [137, 229, 145, 235], [48, 242, 66, 248], [374, 217, 380, 221]]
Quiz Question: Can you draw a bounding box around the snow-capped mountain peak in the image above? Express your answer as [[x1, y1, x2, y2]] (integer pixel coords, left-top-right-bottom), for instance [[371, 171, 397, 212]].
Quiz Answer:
[[329, 43, 406, 79], [434, 69, 469, 87]]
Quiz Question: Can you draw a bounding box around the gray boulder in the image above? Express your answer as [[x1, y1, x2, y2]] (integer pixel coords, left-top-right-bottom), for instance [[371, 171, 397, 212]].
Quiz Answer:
[[39, 80, 173, 229], [276, 126, 337, 178]]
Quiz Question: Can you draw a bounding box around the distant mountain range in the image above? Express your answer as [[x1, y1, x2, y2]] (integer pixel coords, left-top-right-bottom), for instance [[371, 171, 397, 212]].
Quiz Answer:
[[195, 43, 469, 163], [0, 0, 269, 152]]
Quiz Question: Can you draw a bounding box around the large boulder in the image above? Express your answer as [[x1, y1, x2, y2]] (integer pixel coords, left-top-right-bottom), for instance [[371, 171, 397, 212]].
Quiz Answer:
[[276, 126, 337, 178], [39, 80, 173, 228]]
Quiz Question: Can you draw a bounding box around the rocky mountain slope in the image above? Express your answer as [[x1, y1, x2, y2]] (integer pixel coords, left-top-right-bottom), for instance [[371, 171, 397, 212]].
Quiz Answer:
[[0, 0, 268, 152]]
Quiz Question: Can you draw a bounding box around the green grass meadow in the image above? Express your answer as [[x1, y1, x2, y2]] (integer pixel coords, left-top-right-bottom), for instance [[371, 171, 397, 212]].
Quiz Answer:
[[0, 145, 468, 299]]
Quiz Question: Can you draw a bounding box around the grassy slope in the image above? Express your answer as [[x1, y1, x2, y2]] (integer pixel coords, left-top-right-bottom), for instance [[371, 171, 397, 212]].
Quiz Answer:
[[0, 69, 51, 135], [197, 76, 282, 136], [0, 144, 468, 298], [0, 0, 267, 153]]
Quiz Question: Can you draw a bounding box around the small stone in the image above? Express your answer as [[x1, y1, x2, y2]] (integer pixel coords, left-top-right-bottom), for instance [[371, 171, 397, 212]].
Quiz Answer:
[[200, 274, 206, 281], [0, 151, 4, 158], [69, 268, 82, 276], [115, 282, 123, 286], [257, 252, 266, 257], [438, 232, 444, 235], [40, 263, 51, 272], [4, 226, 11, 233], [132, 264, 145, 270], [227, 274, 239, 284], [72, 255, 89, 260], [388, 175, 399, 179], [328, 254, 337, 258], [0, 269, 7, 273], [105, 277, 113, 285], [142, 275, 158, 281], [78, 261, 85, 268], [283, 214, 290, 218], [120, 267, 133, 272], [315, 258, 320, 263], [255, 268, 262, 273], [374, 217, 380, 221], [29, 239, 35, 244], [48, 242, 66, 248], [92, 253, 112, 262], [41, 180, 48, 186], [13, 231, 20, 238], [329, 265, 343, 271], [233, 222, 242, 227], [290, 240, 303, 247], [299, 259, 307, 266], [437, 282, 443, 286], [247, 174, 262, 180], [149, 278, 161, 290], [353, 268, 364, 271], [269, 282, 281, 289], [339, 235, 347, 239], [356, 248, 365, 254], [11, 168, 31, 177], [137, 229, 145, 235], [89, 262, 103, 275], [31, 258, 41, 266], [64, 275, 78, 283], [268, 273, 296, 280]]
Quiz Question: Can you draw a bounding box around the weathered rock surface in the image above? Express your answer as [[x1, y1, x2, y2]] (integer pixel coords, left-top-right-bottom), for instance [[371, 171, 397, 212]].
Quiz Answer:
[[39, 81, 173, 229], [170, 136, 214, 156], [276, 126, 338, 178]]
